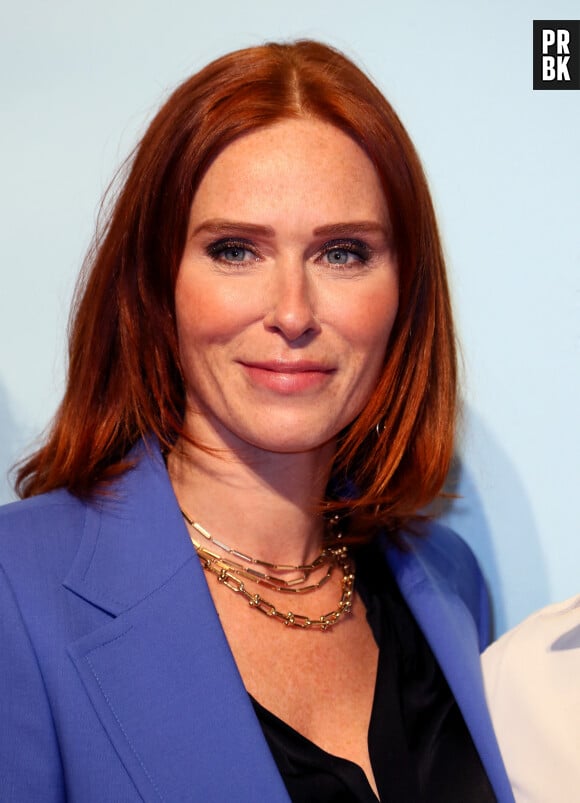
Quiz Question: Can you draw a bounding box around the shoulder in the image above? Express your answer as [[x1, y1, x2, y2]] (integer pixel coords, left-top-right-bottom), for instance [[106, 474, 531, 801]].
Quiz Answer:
[[483, 594, 580, 690], [406, 518, 482, 572], [0, 489, 89, 587], [482, 597, 580, 800], [0, 487, 86, 527], [383, 519, 490, 648], [0, 488, 88, 539], [399, 519, 486, 604]]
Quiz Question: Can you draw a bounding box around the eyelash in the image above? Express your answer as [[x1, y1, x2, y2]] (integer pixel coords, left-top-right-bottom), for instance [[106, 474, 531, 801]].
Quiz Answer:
[[206, 238, 258, 264], [205, 237, 372, 267], [319, 239, 371, 266]]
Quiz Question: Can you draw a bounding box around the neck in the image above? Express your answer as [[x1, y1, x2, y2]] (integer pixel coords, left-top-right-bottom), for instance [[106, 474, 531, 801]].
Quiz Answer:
[[167, 436, 336, 566]]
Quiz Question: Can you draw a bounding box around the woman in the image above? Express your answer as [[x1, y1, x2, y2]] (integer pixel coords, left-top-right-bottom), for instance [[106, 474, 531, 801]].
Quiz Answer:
[[0, 41, 512, 802]]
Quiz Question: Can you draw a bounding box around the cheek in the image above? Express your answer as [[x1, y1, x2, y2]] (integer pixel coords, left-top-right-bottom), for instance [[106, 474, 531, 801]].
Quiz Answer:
[[338, 285, 399, 362], [175, 277, 254, 348]]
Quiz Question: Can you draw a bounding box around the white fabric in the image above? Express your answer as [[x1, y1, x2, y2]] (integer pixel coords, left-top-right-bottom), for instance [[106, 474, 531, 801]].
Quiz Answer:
[[482, 595, 580, 802]]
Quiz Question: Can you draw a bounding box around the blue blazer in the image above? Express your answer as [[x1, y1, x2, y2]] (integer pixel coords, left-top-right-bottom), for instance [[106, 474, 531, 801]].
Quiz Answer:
[[0, 440, 513, 802]]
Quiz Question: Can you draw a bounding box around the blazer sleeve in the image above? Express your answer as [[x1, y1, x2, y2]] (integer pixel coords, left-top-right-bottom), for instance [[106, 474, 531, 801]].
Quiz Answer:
[[0, 562, 65, 803]]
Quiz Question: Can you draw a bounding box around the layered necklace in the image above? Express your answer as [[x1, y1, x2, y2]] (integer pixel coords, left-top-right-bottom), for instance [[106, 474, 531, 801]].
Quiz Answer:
[[181, 508, 355, 631]]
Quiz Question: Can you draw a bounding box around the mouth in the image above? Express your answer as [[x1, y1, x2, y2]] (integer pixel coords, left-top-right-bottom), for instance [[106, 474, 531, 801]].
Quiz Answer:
[[242, 359, 335, 373], [239, 360, 335, 393]]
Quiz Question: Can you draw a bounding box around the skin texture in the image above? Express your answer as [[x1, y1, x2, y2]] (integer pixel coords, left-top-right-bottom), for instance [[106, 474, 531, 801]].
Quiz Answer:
[[175, 117, 399, 460]]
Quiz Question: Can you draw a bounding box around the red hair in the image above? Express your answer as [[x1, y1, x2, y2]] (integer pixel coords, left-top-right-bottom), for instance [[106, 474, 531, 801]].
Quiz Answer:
[[16, 40, 456, 536]]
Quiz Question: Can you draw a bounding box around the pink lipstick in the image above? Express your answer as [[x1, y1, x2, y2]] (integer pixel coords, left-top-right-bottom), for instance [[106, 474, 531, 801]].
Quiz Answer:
[[240, 360, 335, 394]]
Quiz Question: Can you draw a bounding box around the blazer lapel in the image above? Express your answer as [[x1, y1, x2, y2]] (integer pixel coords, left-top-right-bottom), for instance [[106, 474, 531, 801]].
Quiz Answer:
[[62, 440, 512, 802], [64, 441, 290, 802], [385, 532, 514, 803]]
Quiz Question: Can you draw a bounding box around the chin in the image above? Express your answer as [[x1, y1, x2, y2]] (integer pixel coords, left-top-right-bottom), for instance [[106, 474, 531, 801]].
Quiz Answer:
[[248, 433, 335, 455], [235, 420, 340, 455]]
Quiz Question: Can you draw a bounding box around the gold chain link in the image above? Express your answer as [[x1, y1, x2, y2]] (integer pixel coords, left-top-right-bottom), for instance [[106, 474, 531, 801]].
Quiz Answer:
[[194, 540, 355, 631]]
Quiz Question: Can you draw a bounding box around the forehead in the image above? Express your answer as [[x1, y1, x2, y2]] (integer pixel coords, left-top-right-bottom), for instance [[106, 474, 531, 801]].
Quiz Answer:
[[189, 118, 389, 228]]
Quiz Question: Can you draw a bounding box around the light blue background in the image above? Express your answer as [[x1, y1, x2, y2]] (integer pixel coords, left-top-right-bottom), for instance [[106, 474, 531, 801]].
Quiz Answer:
[[1, 1, 578, 634]]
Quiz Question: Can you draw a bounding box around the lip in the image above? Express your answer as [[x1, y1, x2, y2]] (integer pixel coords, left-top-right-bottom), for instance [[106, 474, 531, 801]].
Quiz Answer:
[[239, 360, 336, 393]]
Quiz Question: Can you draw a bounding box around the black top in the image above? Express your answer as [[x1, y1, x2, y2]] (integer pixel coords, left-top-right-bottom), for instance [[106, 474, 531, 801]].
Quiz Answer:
[[251, 543, 496, 802]]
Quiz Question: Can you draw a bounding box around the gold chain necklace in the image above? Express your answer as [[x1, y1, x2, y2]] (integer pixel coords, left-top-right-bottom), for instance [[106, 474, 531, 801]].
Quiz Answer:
[[181, 511, 355, 631], [186, 542, 336, 594], [181, 508, 330, 586]]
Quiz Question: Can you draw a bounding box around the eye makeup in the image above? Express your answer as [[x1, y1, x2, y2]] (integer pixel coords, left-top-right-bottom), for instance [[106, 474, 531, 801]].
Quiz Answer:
[[317, 238, 372, 266], [206, 238, 260, 264]]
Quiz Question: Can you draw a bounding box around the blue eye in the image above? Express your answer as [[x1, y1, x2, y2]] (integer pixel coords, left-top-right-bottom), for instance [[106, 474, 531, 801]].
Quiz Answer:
[[220, 246, 248, 262], [207, 239, 255, 264], [322, 240, 370, 266], [327, 248, 352, 265]]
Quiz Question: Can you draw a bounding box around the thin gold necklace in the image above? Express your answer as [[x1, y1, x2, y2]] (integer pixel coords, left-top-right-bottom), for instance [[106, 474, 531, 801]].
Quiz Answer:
[[181, 510, 355, 631], [181, 508, 329, 575]]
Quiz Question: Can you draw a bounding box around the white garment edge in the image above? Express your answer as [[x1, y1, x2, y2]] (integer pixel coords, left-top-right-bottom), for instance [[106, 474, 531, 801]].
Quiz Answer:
[[482, 594, 580, 803]]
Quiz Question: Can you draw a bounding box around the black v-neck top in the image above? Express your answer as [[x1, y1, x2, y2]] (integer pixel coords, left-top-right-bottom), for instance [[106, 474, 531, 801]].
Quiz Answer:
[[250, 543, 496, 802]]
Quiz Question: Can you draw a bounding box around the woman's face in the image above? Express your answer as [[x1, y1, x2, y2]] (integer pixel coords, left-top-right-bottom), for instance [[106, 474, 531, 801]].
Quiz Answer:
[[175, 118, 398, 456]]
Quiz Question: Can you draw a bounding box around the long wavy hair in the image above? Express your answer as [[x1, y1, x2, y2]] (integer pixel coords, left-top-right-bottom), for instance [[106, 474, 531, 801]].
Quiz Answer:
[[16, 40, 457, 537]]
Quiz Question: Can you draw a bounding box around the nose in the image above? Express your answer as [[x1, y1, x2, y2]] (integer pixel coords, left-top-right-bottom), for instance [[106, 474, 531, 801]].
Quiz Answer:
[[263, 258, 321, 342]]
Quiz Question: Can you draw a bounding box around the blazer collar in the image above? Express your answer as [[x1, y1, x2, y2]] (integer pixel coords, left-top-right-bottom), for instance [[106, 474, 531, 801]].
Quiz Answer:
[[64, 438, 194, 615], [65, 439, 290, 802], [63, 440, 511, 803]]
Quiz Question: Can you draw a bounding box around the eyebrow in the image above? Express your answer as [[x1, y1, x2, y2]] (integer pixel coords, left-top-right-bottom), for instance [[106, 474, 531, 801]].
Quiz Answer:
[[191, 219, 391, 239], [191, 220, 275, 238], [312, 222, 390, 239]]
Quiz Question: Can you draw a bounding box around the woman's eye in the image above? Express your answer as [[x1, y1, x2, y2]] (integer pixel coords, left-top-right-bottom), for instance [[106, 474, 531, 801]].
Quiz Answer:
[[321, 241, 370, 267], [326, 248, 354, 265], [207, 240, 256, 264], [220, 246, 249, 262]]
